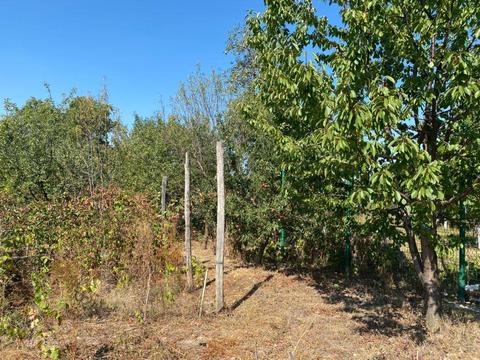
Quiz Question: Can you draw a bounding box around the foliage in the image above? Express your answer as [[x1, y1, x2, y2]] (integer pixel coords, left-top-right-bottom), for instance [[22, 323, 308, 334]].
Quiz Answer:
[[221, 89, 347, 269], [1, 3, 479, 339], [0, 187, 184, 339], [0, 93, 119, 201], [114, 114, 188, 199], [244, 0, 480, 330], [114, 69, 225, 231]]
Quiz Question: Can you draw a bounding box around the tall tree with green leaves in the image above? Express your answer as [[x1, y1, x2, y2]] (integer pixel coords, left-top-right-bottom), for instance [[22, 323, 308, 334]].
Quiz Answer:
[[245, 0, 480, 331], [63, 95, 118, 195], [0, 94, 118, 201], [115, 114, 188, 199], [0, 98, 62, 200]]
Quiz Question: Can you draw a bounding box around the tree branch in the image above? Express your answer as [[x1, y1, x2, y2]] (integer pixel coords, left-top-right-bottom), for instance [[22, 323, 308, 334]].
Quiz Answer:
[[401, 210, 424, 280], [441, 174, 480, 208]]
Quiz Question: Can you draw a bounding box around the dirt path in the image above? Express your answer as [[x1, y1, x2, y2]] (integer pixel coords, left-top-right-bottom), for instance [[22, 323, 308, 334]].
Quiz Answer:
[[147, 242, 477, 360], [167, 243, 377, 359], [4, 241, 479, 359], [172, 246, 368, 359]]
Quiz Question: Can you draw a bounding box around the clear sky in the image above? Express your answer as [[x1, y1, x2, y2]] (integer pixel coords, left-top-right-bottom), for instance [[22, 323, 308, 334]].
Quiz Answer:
[[0, 0, 340, 126]]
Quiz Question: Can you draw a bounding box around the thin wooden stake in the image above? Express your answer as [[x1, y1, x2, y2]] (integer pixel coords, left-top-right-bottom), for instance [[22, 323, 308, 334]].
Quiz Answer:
[[161, 176, 168, 213], [198, 269, 208, 318], [184, 152, 193, 291], [204, 222, 209, 249], [143, 269, 152, 322], [215, 141, 225, 312]]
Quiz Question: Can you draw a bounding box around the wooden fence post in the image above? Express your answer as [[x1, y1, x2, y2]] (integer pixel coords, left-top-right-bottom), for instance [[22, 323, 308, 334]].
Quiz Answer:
[[477, 225, 480, 249], [184, 152, 193, 291], [215, 141, 225, 312], [161, 176, 168, 213]]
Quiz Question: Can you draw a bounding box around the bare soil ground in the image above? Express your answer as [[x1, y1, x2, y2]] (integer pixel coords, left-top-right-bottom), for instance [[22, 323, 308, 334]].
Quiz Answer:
[[2, 241, 480, 359]]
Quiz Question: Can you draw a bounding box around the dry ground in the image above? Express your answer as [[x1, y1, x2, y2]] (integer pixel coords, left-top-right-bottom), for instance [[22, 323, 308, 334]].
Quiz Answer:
[[2, 241, 480, 359]]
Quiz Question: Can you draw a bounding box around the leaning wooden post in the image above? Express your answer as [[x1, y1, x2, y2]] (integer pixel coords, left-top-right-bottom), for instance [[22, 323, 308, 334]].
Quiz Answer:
[[161, 176, 168, 213], [215, 141, 225, 312], [198, 269, 208, 318], [184, 152, 194, 291]]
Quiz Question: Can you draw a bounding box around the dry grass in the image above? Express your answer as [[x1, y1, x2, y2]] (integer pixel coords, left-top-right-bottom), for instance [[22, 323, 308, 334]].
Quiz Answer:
[[2, 241, 480, 359]]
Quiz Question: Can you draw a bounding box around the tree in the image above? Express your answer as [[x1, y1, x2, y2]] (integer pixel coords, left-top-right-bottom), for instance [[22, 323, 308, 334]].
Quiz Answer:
[[173, 68, 227, 234], [115, 69, 227, 236], [63, 95, 117, 196], [245, 0, 480, 331], [0, 98, 62, 200], [115, 114, 188, 199], [0, 94, 117, 201], [225, 28, 353, 269]]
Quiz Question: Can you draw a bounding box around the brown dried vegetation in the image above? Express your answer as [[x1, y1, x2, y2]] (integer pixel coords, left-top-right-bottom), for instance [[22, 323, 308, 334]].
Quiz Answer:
[[3, 240, 480, 359]]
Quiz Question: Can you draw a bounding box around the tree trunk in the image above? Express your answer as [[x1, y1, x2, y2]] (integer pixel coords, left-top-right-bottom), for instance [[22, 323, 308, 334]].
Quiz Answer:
[[184, 152, 194, 291], [215, 141, 225, 312], [424, 268, 441, 332], [420, 237, 441, 332], [402, 214, 423, 278], [403, 213, 442, 332], [225, 220, 229, 257]]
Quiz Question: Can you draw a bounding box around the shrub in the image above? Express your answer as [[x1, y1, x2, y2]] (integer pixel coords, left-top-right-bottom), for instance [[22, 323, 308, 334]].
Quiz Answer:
[[0, 187, 184, 337]]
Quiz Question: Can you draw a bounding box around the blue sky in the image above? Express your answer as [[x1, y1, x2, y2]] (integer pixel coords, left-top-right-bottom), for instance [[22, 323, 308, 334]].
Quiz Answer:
[[0, 0, 340, 126]]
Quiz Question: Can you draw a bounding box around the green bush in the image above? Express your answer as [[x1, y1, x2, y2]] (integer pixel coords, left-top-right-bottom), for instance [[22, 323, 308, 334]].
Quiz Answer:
[[0, 187, 184, 338]]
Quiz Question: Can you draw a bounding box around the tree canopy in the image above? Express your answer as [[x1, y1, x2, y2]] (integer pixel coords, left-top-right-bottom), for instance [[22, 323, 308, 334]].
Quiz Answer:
[[244, 0, 480, 331]]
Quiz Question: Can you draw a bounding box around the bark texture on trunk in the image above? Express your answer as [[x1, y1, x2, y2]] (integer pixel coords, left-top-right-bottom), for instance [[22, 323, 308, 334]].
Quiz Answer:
[[420, 233, 441, 332], [403, 214, 441, 332], [423, 255, 441, 332]]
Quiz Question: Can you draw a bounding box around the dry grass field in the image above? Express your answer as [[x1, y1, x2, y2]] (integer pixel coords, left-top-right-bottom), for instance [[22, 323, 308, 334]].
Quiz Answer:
[[2, 241, 480, 360]]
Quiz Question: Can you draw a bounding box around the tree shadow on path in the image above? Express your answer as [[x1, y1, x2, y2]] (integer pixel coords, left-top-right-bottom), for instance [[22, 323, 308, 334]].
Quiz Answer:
[[230, 274, 274, 310], [309, 271, 427, 344]]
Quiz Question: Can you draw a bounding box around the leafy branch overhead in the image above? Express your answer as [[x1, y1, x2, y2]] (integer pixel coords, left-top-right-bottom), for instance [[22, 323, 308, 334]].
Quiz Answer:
[[244, 0, 480, 331]]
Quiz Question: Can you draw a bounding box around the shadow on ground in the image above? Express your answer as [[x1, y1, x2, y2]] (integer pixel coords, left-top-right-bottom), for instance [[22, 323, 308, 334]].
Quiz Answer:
[[305, 271, 427, 343], [230, 274, 274, 310], [201, 264, 245, 289]]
